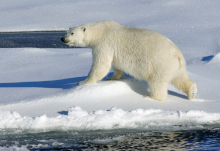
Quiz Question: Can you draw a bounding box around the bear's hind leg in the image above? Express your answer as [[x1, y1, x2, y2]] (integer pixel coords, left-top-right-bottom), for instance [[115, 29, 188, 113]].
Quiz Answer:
[[148, 81, 168, 101], [171, 71, 197, 100], [187, 83, 197, 100], [107, 67, 124, 80]]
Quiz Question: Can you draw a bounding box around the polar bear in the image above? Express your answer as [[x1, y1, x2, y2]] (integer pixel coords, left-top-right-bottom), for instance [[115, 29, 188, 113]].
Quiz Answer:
[[61, 21, 197, 101]]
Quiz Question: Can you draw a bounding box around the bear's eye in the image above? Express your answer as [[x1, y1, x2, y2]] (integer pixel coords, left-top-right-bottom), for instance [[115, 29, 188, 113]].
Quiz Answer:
[[71, 32, 74, 35]]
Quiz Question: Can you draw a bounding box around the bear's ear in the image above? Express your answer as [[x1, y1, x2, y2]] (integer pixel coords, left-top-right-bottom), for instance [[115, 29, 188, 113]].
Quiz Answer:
[[82, 27, 86, 32]]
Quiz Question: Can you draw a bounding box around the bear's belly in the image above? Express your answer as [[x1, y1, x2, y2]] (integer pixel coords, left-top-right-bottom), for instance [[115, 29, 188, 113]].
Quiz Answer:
[[112, 59, 151, 80]]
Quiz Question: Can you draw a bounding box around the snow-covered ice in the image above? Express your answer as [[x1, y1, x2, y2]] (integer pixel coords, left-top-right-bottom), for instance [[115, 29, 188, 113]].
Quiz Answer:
[[0, 47, 220, 133], [1, 106, 220, 133], [0, 0, 220, 134]]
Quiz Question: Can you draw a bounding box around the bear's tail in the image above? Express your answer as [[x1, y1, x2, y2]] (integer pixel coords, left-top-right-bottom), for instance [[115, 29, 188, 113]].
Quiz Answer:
[[175, 51, 185, 69]]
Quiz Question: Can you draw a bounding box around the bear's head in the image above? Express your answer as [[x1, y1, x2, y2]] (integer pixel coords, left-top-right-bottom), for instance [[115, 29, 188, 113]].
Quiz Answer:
[[61, 26, 87, 47]]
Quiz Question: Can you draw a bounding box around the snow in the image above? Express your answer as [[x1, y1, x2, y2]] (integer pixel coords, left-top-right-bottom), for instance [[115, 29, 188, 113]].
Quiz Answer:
[[0, 0, 220, 134], [1, 106, 220, 134]]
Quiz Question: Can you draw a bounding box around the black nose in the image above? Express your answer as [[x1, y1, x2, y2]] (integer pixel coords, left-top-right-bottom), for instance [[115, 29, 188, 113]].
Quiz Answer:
[[61, 37, 65, 42]]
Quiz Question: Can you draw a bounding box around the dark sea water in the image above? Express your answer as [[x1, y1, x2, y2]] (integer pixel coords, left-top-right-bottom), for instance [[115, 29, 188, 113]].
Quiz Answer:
[[0, 32, 220, 150], [0, 129, 220, 150], [0, 31, 69, 48]]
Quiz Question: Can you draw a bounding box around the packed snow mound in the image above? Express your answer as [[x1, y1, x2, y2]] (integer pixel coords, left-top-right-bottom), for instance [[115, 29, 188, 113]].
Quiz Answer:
[[207, 53, 220, 65], [1, 106, 220, 134], [1, 46, 220, 118], [198, 53, 220, 65]]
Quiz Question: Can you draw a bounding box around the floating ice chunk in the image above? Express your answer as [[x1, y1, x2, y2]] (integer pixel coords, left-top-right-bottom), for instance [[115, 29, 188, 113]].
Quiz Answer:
[[90, 138, 116, 145]]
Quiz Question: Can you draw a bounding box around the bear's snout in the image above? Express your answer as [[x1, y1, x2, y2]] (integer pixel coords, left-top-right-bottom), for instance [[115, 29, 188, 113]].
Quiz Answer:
[[61, 37, 66, 43]]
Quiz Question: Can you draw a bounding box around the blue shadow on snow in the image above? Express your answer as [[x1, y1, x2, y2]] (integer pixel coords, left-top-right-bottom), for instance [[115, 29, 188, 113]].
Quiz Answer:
[[0, 76, 87, 89], [58, 111, 68, 115], [201, 55, 214, 62], [0, 73, 116, 89]]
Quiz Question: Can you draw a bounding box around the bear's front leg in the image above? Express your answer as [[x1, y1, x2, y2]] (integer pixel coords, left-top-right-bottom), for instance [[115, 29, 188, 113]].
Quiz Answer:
[[78, 78, 96, 85], [107, 67, 124, 80], [78, 57, 112, 85], [148, 81, 168, 101]]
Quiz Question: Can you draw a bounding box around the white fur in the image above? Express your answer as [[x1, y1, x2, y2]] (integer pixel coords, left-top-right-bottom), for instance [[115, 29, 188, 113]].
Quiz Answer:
[[62, 21, 197, 101]]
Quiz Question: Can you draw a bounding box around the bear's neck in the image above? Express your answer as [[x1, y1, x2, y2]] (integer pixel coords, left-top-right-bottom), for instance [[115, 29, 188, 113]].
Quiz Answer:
[[86, 25, 110, 49]]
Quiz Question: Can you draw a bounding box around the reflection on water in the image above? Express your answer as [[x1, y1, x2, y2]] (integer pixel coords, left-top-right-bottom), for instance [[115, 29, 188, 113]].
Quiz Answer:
[[0, 129, 220, 150]]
